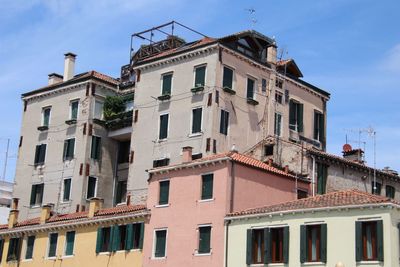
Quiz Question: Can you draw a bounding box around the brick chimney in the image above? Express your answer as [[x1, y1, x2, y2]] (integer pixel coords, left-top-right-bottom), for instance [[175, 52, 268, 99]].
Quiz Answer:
[[267, 44, 277, 64], [48, 73, 63, 85], [40, 203, 54, 224], [182, 146, 193, 163], [342, 144, 364, 164], [8, 198, 19, 229], [63, 52, 77, 81], [88, 197, 103, 218]]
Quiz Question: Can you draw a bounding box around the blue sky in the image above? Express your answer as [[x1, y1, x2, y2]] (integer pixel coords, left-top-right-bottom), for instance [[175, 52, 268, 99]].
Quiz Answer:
[[0, 0, 399, 182]]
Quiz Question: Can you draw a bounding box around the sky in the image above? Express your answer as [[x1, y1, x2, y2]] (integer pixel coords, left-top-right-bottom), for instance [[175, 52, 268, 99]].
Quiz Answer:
[[0, 0, 399, 182]]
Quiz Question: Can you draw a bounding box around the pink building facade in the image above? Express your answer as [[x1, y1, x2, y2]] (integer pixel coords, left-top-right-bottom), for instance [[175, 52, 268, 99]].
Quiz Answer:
[[142, 149, 309, 267]]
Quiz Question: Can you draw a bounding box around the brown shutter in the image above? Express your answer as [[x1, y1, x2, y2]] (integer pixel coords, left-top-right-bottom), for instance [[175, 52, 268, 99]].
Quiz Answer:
[[134, 110, 139, 123], [213, 139, 217, 153], [215, 90, 219, 105], [206, 138, 211, 152], [91, 84, 96, 96], [137, 69, 141, 82], [130, 151, 135, 164], [207, 93, 212, 106], [24, 101, 27, 111], [83, 123, 87, 135], [86, 83, 90, 96], [85, 163, 90, 176], [19, 136, 23, 147], [88, 124, 93, 136], [79, 163, 83, 175]]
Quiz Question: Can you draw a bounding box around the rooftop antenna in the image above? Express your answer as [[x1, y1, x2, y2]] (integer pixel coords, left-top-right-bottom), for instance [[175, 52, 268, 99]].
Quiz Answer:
[[1, 138, 9, 181], [245, 8, 257, 28]]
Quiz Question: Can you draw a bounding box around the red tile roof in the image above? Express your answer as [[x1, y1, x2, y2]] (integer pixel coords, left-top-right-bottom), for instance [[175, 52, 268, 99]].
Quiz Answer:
[[227, 189, 399, 217], [0, 204, 147, 231], [150, 152, 297, 179]]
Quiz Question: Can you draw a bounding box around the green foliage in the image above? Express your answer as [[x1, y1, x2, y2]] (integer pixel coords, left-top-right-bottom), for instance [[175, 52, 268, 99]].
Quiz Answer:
[[103, 96, 125, 120]]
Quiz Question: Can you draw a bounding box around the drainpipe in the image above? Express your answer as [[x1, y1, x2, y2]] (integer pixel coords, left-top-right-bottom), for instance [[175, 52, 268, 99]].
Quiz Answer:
[[311, 155, 316, 196], [224, 220, 231, 267], [226, 160, 235, 267]]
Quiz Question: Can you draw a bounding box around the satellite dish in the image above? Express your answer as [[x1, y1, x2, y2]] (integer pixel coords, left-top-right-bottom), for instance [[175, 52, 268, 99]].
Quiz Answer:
[[343, 143, 352, 152]]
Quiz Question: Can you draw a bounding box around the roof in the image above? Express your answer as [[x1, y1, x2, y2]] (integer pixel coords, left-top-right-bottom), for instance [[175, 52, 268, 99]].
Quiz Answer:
[[308, 148, 400, 180], [227, 189, 399, 218], [22, 70, 119, 98], [149, 151, 298, 179], [0, 204, 147, 232], [277, 58, 303, 78]]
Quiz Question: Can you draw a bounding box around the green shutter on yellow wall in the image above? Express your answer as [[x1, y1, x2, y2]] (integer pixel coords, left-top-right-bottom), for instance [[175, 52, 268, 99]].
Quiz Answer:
[[283, 226, 289, 264], [111, 225, 120, 252], [95, 228, 103, 253], [138, 223, 144, 249], [125, 224, 134, 250], [300, 225, 306, 263], [246, 229, 252, 265]]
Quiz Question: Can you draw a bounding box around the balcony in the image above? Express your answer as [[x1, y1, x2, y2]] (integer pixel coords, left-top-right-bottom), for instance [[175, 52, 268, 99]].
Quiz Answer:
[[106, 110, 133, 140]]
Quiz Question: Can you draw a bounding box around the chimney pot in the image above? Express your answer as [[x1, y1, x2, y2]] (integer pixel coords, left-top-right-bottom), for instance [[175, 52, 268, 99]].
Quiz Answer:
[[267, 45, 277, 64], [8, 209, 19, 229], [182, 146, 193, 163], [40, 203, 54, 224], [11, 198, 19, 210], [126, 194, 131, 206], [63, 52, 77, 82], [284, 165, 289, 174], [267, 158, 273, 167], [88, 197, 103, 218]]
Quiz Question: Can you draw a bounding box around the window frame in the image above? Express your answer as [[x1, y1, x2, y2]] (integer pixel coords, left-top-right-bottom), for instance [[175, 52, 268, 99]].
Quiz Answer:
[[97, 226, 112, 253], [62, 178, 72, 202], [313, 110, 324, 142], [219, 109, 229, 135], [197, 224, 212, 255], [46, 232, 58, 259], [158, 113, 169, 141], [64, 231, 76, 257], [93, 99, 104, 120], [356, 220, 383, 262], [7, 237, 21, 262], [158, 179, 170, 206], [69, 99, 79, 120], [193, 64, 207, 88], [386, 185, 395, 199], [63, 137, 75, 161], [300, 223, 327, 263], [86, 176, 98, 200], [34, 143, 47, 166], [161, 72, 173, 96], [274, 112, 282, 137], [152, 228, 168, 259], [30, 183, 44, 207], [200, 173, 214, 201], [222, 65, 234, 90], [42, 106, 51, 127], [90, 135, 102, 160], [24, 235, 35, 260], [289, 99, 304, 133], [190, 107, 203, 135], [251, 228, 265, 264], [246, 76, 257, 100]]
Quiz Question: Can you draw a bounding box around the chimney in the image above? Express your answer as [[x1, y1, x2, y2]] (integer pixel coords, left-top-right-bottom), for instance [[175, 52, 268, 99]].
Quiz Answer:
[[48, 73, 63, 85], [267, 158, 273, 167], [182, 146, 193, 163], [88, 197, 103, 218], [284, 165, 289, 174], [8, 198, 19, 229], [342, 144, 364, 164], [63, 52, 77, 81], [40, 203, 54, 224], [267, 44, 277, 64], [126, 194, 131, 206]]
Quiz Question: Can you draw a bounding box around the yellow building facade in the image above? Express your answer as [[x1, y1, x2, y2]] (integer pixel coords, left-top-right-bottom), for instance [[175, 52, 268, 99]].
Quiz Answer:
[[0, 198, 149, 267]]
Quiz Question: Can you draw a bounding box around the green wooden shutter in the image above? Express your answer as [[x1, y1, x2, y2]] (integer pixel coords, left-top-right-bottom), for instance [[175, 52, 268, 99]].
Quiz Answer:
[[320, 224, 327, 263], [246, 78, 254, 99], [298, 103, 304, 132], [0, 239, 4, 263], [159, 114, 169, 140], [355, 221, 362, 262], [65, 231, 75, 256], [71, 101, 78, 119], [300, 225, 306, 263], [195, 66, 206, 87], [319, 113, 325, 143], [159, 181, 170, 205], [192, 108, 202, 134], [30, 185, 36, 205], [246, 229, 252, 265], [125, 224, 133, 250], [289, 100, 296, 130], [155, 230, 166, 257], [201, 174, 213, 200], [112, 225, 120, 252], [377, 220, 384, 261], [223, 67, 233, 89], [162, 74, 172, 95], [96, 228, 103, 253], [38, 184, 44, 205], [138, 223, 144, 249], [198, 226, 211, 253], [63, 179, 71, 201], [68, 139, 75, 158], [34, 145, 40, 164], [39, 144, 46, 164], [283, 226, 289, 264], [63, 140, 68, 160], [263, 228, 271, 264]]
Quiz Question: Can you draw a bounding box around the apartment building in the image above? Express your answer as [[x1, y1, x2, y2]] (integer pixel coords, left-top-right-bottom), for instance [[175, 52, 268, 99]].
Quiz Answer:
[[226, 189, 399, 267], [123, 23, 329, 203], [13, 53, 132, 218], [143, 148, 309, 267], [0, 198, 148, 267]]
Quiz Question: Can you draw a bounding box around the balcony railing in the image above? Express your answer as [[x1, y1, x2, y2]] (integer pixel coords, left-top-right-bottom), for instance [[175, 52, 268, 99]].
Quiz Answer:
[[105, 110, 133, 131]]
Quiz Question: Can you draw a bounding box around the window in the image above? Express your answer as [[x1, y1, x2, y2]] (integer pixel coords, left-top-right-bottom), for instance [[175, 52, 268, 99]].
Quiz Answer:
[[25, 236, 35, 260], [194, 65, 206, 88], [372, 181, 382, 195], [128, 223, 144, 250], [300, 224, 327, 263], [201, 174, 213, 200], [86, 176, 97, 199], [386, 185, 395, 199], [316, 163, 328, 195], [0, 239, 4, 262], [192, 153, 203, 160], [289, 100, 303, 132], [158, 180, 170, 205], [161, 73, 172, 96], [154, 229, 167, 258], [94, 100, 104, 120], [275, 91, 283, 104], [222, 66, 234, 90], [159, 114, 169, 140], [90, 136, 101, 160], [264, 145, 274, 157], [30, 183, 44, 206], [64, 231, 75, 256], [70, 100, 79, 120], [63, 138, 75, 160], [7, 237, 21, 262], [246, 227, 289, 265], [274, 113, 282, 136], [191, 108, 202, 134], [297, 189, 308, 199], [261, 78, 267, 92], [153, 158, 170, 168], [63, 178, 72, 202], [96, 227, 111, 253], [47, 233, 58, 258], [118, 141, 131, 163], [275, 78, 283, 88], [356, 220, 383, 262], [219, 110, 229, 135], [42, 107, 51, 127], [246, 77, 256, 99], [34, 144, 46, 165], [314, 111, 324, 142], [114, 225, 128, 251], [115, 181, 127, 204], [198, 226, 211, 254]]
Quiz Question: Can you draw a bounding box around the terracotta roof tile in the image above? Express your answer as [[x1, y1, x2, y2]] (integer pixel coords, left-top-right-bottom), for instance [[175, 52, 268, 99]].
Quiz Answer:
[[228, 189, 399, 217]]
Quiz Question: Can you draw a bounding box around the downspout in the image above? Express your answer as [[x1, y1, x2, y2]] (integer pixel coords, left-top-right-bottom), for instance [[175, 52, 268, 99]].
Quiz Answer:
[[311, 155, 316, 196], [225, 160, 235, 267]]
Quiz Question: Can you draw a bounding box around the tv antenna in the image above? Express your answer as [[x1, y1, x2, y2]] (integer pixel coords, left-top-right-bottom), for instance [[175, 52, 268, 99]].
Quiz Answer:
[[245, 8, 257, 27]]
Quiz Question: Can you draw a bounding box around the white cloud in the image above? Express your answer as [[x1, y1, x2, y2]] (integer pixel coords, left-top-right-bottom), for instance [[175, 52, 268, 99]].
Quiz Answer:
[[379, 44, 400, 73]]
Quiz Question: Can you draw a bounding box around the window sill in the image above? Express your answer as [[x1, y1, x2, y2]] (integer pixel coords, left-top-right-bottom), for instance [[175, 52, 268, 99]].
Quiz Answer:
[[302, 262, 325, 265], [61, 255, 74, 259], [21, 259, 33, 262], [157, 94, 171, 101], [246, 98, 259, 105], [194, 252, 212, 256], [152, 256, 167, 260], [37, 126, 49, 131], [155, 204, 170, 208], [191, 86, 205, 93], [30, 205, 41, 209], [157, 138, 168, 143], [65, 119, 77, 125], [97, 252, 111, 256], [198, 198, 214, 203], [268, 264, 285, 266], [45, 257, 57, 260], [223, 87, 236, 95], [357, 261, 382, 265], [189, 132, 203, 138], [60, 200, 72, 204]]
